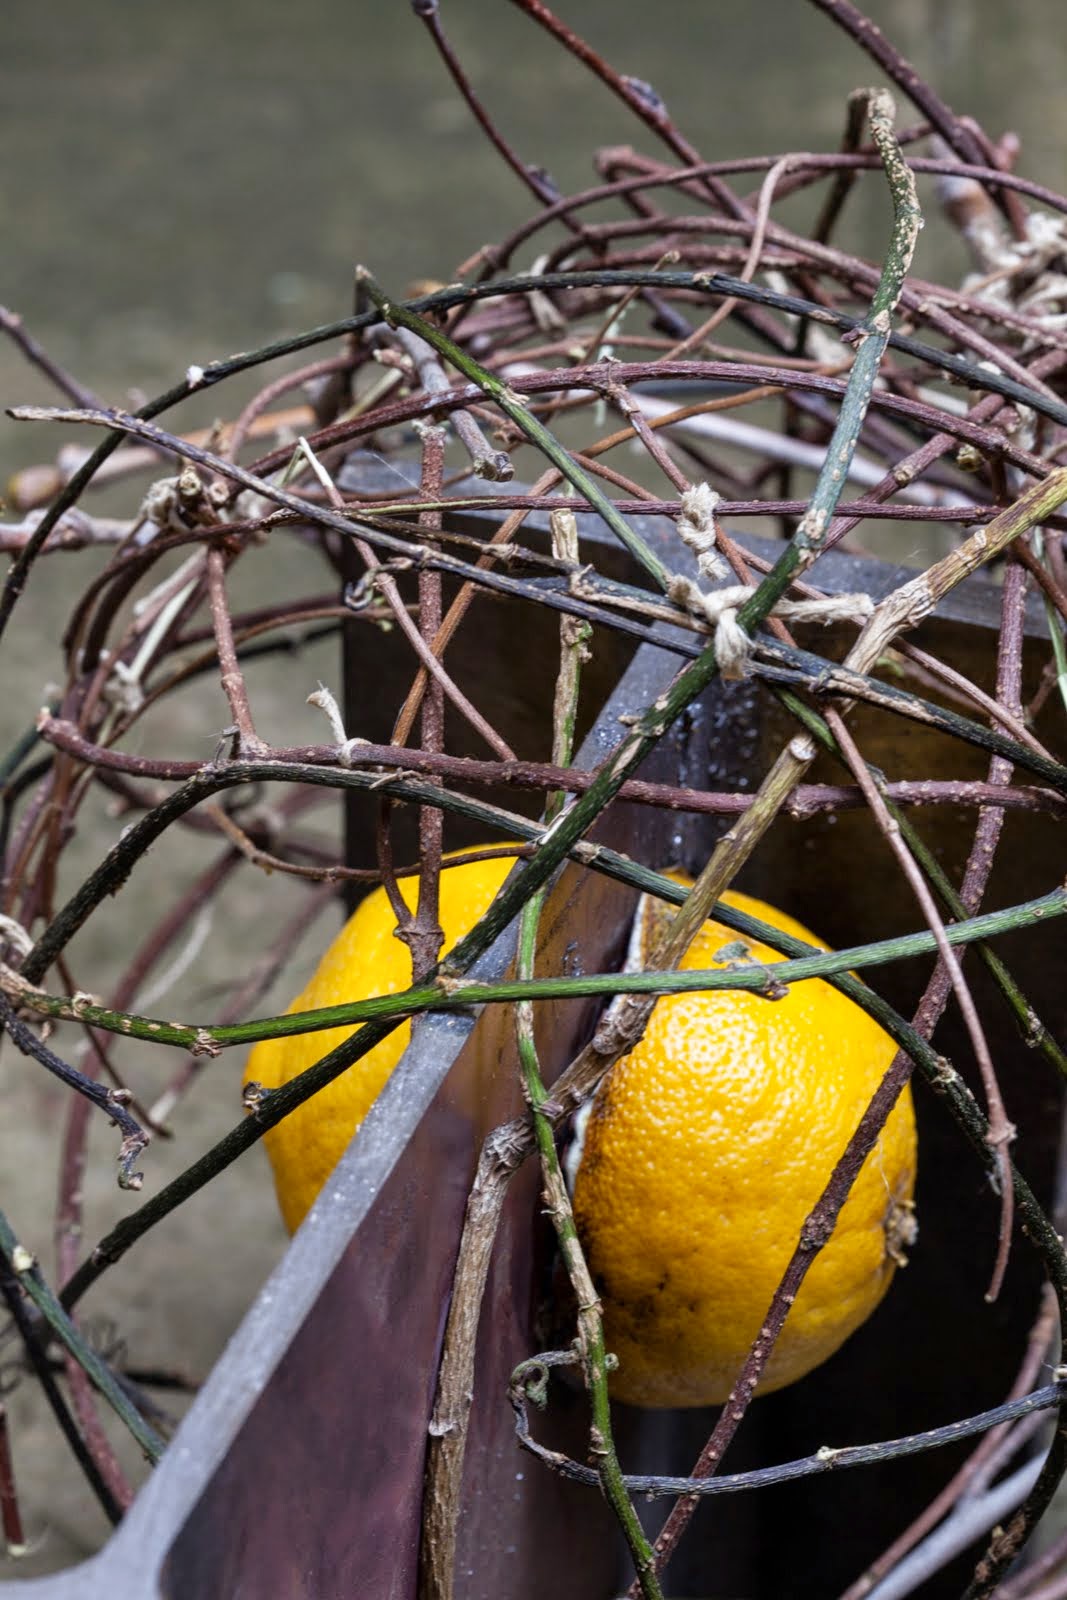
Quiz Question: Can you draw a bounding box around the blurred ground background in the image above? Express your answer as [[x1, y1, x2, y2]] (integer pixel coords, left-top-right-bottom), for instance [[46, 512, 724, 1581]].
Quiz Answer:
[[2, 0, 1066, 1579]]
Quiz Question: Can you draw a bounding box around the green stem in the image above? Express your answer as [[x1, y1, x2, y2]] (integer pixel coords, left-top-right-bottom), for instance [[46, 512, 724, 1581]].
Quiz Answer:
[[0, 1208, 164, 1463], [736, 90, 921, 636], [511, 530, 661, 1599], [516, 912, 662, 1599], [12, 887, 1064, 1052]]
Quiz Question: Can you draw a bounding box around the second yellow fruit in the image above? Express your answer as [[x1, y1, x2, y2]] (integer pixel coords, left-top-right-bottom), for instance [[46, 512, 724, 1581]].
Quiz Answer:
[[570, 877, 917, 1407]]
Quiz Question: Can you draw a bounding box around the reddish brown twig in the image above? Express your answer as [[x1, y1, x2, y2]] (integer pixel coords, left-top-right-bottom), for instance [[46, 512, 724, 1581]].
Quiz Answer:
[[403, 422, 448, 980], [0, 1405, 25, 1556]]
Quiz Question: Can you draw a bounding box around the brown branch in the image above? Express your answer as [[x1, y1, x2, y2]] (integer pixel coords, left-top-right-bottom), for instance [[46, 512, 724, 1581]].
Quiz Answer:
[[828, 712, 1015, 1299], [403, 423, 448, 980], [34, 713, 1067, 822], [206, 546, 265, 754], [505, 0, 749, 220]]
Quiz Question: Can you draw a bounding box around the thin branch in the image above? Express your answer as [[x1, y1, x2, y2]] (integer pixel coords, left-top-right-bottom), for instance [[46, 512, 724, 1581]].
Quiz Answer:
[[394, 327, 513, 482], [30, 709, 1067, 820], [5, 884, 1064, 1054], [0, 1269, 122, 1526], [403, 423, 448, 980], [0, 1209, 164, 1464], [0, 994, 147, 1189], [828, 713, 1015, 1299], [0, 1404, 25, 1555], [206, 545, 265, 754], [510, 1374, 1065, 1496]]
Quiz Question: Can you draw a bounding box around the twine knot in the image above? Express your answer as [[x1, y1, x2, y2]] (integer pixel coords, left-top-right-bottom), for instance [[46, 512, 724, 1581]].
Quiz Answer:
[[668, 575, 874, 681]]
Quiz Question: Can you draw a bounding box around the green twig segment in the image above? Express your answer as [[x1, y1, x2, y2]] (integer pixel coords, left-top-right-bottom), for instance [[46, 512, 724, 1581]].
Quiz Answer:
[[0, 1208, 164, 1463], [11, 888, 1063, 1052], [736, 89, 921, 638], [511, 520, 661, 1600]]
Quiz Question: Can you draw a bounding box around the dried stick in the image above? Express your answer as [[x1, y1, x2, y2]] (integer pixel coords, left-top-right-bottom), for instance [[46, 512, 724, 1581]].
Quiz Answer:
[[404, 423, 447, 980], [419, 1124, 526, 1600], [855, 468, 1067, 665], [892, 638, 1053, 763], [0, 509, 133, 554], [662, 155, 797, 358], [509, 1378, 1065, 1499], [297, 437, 514, 759], [206, 545, 265, 754], [29, 703, 1067, 818], [0, 304, 102, 409]]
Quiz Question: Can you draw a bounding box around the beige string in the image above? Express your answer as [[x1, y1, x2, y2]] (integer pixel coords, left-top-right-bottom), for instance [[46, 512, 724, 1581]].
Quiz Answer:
[[675, 482, 728, 580], [667, 573, 874, 680]]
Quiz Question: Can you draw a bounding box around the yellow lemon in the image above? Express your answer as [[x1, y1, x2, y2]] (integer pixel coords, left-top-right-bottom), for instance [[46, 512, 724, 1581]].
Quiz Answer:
[[571, 877, 917, 1407], [244, 850, 517, 1232]]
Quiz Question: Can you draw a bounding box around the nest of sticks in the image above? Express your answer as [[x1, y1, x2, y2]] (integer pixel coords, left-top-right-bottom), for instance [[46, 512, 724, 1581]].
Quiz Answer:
[[3, 3, 1067, 1595]]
